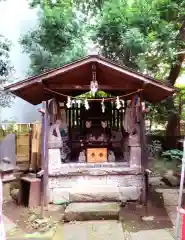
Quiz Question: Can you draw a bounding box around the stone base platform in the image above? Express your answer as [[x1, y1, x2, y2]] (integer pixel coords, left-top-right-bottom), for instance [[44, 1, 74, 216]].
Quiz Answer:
[[48, 164, 143, 204], [64, 202, 121, 221]]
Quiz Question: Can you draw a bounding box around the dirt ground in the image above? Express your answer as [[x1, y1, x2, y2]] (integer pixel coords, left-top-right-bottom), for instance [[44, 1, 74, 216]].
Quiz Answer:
[[3, 182, 179, 234], [120, 187, 175, 232], [3, 155, 182, 234], [3, 183, 65, 233]]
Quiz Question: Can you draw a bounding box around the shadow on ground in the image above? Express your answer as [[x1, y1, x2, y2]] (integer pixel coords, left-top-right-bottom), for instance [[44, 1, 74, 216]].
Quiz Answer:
[[120, 187, 175, 232]]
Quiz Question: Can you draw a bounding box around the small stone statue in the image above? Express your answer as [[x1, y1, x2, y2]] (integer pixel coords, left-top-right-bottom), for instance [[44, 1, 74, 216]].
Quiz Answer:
[[108, 151, 115, 162], [78, 150, 86, 163]]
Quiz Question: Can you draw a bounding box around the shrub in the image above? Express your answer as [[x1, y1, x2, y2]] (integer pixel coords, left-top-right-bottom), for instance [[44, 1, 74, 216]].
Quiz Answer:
[[161, 149, 183, 161]]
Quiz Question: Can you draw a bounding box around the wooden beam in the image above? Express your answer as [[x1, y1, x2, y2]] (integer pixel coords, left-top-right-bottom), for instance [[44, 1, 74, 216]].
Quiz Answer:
[[44, 101, 49, 208], [47, 84, 137, 91], [40, 101, 49, 218], [139, 94, 148, 206], [5, 56, 174, 93], [40, 102, 45, 218]]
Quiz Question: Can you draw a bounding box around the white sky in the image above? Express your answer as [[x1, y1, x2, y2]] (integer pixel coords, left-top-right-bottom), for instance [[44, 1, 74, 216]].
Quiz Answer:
[[176, 75, 185, 86], [0, 0, 40, 122], [0, 0, 37, 80]]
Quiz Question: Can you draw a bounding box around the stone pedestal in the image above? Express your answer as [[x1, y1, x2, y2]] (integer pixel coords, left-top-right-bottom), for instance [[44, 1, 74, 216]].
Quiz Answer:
[[48, 164, 142, 204], [129, 147, 141, 167], [0, 163, 15, 182], [19, 176, 41, 208], [128, 134, 141, 167]]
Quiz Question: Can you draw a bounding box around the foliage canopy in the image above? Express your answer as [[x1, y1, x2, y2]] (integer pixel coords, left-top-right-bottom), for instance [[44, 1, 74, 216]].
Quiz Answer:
[[21, 0, 185, 132], [24, 0, 185, 79]]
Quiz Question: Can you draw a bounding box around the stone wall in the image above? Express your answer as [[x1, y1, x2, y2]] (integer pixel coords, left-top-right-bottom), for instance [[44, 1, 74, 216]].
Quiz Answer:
[[48, 173, 143, 204]]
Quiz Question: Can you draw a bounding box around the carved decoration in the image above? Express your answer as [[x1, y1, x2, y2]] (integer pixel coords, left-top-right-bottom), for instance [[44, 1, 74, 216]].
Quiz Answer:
[[87, 148, 107, 163]]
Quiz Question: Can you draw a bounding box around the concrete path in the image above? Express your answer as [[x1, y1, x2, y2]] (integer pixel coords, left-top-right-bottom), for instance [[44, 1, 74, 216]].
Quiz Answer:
[[130, 229, 174, 240], [53, 221, 124, 240], [52, 220, 175, 240], [156, 188, 182, 238], [3, 215, 16, 233]]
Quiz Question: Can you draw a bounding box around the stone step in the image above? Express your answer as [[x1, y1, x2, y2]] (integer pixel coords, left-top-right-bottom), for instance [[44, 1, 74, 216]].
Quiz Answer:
[[50, 186, 141, 203], [64, 202, 121, 222]]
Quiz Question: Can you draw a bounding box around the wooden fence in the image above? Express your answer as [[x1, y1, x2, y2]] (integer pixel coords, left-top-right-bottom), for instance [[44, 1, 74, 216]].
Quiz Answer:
[[0, 123, 42, 170], [16, 133, 30, 163]]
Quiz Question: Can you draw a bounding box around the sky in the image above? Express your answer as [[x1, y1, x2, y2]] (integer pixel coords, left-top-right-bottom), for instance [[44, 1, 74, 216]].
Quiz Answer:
[[0, 0, 40, 123], [176, 74, 185, 86], [0, 0, 184, 123]]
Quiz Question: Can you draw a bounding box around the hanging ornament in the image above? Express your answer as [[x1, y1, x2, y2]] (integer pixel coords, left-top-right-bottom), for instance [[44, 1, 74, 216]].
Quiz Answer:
[[84, 99, 90, 110], [76, 100, 81, 108], [137, 97, 141, 107], [85, 121, 92, 128], [71, 99, 76, 106], [90, 64, 98, 96], [101, 121, 107, 129], [133, 95, 138, 105], [142, 102, 146, 112], [66, 96, 71, 108], [116, 96, 121, 109], [120, 100, 125, 112], [120, 100, 124, 107], [101, 98, 105, 113], [90, 80, 98, 96]]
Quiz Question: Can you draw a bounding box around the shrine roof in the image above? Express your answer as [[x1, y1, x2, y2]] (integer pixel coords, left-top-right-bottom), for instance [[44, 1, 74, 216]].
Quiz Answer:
[[5, 55, 175, 105]]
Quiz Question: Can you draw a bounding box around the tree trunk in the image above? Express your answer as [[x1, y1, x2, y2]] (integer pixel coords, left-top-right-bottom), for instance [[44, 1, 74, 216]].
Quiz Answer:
[[164, 21, 185, 149]]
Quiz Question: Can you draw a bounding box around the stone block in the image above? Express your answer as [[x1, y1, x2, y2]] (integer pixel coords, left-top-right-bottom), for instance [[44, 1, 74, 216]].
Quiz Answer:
[[161, 175, 179, 187], [48, 175, 142, 190], [80, 175, 107, 185], [48, 149, 62, 174], [106, 175, 142, 187], [64, 202, 120, 221], [128, 134, 140, 147], [52, 188, 70, 204], [69, 185, 141, 202], [129, 146, 141, 166], [48, 176, 77, 189], [118, 187, 142, 201], [19, 177, 41, 208], [49, 175, 109, 189], [70, 185, 119, 202], [48, 189, 53, 203]]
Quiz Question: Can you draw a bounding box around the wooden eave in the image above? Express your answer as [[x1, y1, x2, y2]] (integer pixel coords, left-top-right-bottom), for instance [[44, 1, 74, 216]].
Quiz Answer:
[[5, 55, 175, 105]]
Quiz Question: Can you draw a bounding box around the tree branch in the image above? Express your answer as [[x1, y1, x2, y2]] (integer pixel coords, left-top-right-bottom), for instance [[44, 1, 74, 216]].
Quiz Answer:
[[167, 20, 185, 86]]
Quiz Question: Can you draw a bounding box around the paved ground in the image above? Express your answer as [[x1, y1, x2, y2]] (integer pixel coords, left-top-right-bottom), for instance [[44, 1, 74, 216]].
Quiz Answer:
[[53, 221, 124, 240], [52, 221, 175, 240], [4, 187, 183, 239]]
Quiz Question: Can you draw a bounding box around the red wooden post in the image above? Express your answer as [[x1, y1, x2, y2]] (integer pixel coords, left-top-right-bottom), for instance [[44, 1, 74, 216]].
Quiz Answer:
[[0, 174, 5, 239], [39, 101, 49, 218], [44, 101, 49, 207], [139, 93, 148, 206], [176, 206, 185, 239], [182, 206, 185, 240]]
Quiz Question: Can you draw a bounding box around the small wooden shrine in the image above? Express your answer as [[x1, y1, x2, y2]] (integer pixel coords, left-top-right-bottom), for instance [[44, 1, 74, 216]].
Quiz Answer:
[[5, 55, 174, 205]]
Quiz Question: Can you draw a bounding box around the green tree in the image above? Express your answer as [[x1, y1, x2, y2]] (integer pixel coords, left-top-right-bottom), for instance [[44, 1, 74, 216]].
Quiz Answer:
[[95, 0, 185, 77], [0, 34, 13, 107], [22, 0, 185, 144], [21, 0, 88, 75], [94, 0, 185, 145]]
